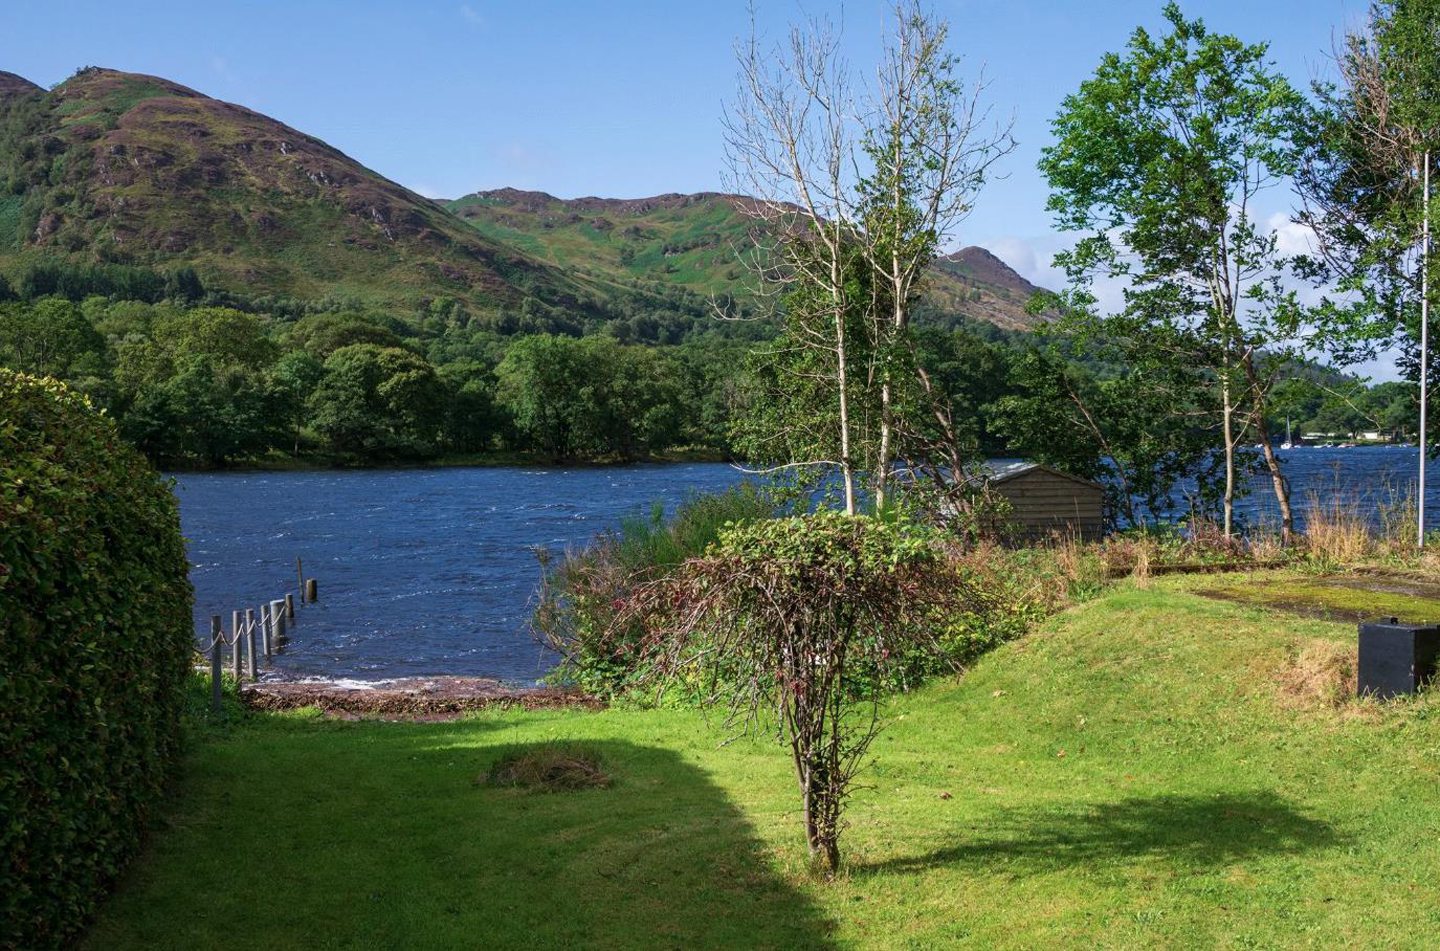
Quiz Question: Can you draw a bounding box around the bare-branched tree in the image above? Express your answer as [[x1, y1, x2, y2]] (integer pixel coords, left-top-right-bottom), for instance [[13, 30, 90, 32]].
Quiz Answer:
[[724, 3, 1012, 513], [857, 2, 1015, 509], [724, 12, 865, 513]]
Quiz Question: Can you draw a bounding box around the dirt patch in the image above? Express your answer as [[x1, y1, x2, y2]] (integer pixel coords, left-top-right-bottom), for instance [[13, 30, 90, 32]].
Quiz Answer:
[[481, 744, 612, 792], [1194, 572, 1440, 624], [241, 676, 602, 720], [1325, 575, 1440, 601], [1277, 639, 1357, 709]]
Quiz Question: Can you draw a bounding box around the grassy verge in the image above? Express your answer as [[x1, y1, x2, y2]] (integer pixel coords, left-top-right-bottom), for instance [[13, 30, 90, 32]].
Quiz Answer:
[[87, 573, 1440, 948]]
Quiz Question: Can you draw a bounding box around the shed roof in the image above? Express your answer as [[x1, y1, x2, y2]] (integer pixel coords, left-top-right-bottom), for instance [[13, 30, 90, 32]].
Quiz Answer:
[[979, 461, 1105, 490]]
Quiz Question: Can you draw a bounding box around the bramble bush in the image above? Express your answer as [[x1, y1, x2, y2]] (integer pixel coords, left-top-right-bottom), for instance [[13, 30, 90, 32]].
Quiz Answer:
[[0, 370, 193, 950]]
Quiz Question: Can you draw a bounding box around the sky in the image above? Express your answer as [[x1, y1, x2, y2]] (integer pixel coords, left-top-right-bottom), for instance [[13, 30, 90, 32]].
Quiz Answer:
[[3, 0, 1397, 376]]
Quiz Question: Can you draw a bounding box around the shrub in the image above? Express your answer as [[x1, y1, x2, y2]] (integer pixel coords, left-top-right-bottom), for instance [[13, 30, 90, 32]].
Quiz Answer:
[[619, 512, 991, 873], [533, 484, 780, 694], [0, 370, 193, 949]]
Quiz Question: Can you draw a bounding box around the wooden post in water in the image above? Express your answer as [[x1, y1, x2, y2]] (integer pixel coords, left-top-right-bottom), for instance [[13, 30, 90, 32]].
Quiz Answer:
[[305, 578, 318, 603], [210, 616, 223, 714], [260, 603, 272, 659], [296, 557, 304, 604], [271, 599, 287, 645], [231, 610, 242, 681], [245, 609, 258, 680], [285, 592, 295, 619]]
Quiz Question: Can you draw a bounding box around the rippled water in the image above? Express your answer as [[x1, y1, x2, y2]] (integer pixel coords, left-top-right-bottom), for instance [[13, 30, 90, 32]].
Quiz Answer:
[[174, 448, 1437, 682], [173, 464, 749, 684]]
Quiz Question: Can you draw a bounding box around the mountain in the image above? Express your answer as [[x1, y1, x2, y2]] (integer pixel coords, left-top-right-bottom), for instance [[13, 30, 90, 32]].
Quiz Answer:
[[927, 247, 1052, 332], [0, 71, 42, 102], [0, 68, 596, 314], [449, 188, 1049, 330], [0, 66, 1047, 332], [448, 189, 757, 300]]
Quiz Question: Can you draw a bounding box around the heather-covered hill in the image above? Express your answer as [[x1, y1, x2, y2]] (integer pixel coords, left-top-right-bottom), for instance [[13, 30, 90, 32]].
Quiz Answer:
[[0, 66, 1049, 332], [0, 68, 596, 315]]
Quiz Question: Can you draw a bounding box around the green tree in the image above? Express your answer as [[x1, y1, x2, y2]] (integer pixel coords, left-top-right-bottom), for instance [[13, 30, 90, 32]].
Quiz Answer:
[[436, 359, 503, 454], [991, 346, 1226, 527], [271, 350, 325, 455], [309, 344, 445, 458], [494, 334, 688, 462], [112, 307, 282, 464], [494, 334, 589, 461], [0, 298, 109, 396], [286, 311, 405, 358], [1041, 3, 1308, 538], [1297, 0, 1440, 444]]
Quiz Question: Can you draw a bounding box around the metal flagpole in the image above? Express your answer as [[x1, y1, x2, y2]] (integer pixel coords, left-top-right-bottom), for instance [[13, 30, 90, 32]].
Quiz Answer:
[[1422, 150, 1431, 548]]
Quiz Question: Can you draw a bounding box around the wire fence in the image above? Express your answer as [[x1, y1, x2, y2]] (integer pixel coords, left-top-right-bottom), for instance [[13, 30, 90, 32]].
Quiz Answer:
[[201, 558, 317, 712]]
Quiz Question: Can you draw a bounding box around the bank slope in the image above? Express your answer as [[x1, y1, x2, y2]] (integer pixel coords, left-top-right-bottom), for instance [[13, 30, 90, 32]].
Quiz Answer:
[[82, 574, 1440, 948]]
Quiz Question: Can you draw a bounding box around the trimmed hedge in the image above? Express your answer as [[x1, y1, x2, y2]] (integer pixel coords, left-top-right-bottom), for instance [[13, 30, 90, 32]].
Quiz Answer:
[[0, 370, 193, 949]]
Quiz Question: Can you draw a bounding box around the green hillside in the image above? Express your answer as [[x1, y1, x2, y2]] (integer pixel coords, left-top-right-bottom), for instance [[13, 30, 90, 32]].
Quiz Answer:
[[449, 188, 1050, 331], [0, 66, 1047, 333], [0, 68, 600, 316]]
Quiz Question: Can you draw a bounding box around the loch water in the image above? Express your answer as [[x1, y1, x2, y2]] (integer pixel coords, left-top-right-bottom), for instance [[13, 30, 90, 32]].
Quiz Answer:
[[174, 447, 1438, 683]]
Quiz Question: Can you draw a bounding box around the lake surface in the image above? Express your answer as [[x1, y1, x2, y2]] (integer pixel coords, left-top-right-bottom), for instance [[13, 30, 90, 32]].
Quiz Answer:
[[174, 464, 749, 684], [174, 447, 1439, 683]]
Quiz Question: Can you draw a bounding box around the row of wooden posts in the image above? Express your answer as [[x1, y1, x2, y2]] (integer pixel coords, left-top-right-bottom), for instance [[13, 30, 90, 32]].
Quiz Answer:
[[207, 558, 318, 712]]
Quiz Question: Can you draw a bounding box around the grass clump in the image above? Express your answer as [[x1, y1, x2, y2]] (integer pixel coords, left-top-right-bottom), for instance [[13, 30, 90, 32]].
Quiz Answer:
[[482, 744, 612, 792]]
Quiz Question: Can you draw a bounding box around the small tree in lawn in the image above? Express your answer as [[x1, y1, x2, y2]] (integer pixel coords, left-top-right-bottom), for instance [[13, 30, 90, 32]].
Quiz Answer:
[[1041, 3, 1308, 539], [621, 512, 988, 874]]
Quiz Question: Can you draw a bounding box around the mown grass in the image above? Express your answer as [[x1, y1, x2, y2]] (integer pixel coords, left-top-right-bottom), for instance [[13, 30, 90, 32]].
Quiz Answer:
[[86, 575, 1440, 948]]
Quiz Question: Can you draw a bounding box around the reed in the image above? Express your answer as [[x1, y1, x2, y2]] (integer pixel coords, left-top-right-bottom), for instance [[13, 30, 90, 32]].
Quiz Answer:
[[1301, 489, 1371, 567]]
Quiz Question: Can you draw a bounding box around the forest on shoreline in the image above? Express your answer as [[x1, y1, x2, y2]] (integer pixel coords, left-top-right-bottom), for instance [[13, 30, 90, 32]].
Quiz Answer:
[[0, 257, 1412, 480]]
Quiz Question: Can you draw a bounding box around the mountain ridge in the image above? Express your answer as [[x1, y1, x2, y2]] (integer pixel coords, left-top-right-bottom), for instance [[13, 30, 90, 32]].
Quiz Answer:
[[0, 66, 1047, 332]]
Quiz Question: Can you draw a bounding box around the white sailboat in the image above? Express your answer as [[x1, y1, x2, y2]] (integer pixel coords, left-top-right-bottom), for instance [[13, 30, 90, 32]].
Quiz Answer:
[[1280, 417, 1294, 451]]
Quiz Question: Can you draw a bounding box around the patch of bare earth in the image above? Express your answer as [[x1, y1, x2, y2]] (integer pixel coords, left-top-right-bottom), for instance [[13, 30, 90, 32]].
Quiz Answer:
[[241, 676, 602, 720]]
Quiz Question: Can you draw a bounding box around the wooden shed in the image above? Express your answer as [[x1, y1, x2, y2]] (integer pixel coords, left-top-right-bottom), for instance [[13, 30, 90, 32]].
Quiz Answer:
[[979, 462, 1105, 543]]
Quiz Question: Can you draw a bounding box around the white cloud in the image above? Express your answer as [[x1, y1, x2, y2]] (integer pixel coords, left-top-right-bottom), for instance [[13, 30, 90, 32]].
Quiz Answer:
[[1265, 211, 1320, 260], [459, 4, 484, 27], [979, 233, 1128, 316]]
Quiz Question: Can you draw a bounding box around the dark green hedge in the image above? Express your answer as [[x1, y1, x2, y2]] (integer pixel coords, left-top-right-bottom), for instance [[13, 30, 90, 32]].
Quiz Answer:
[[0, 370, 193, 949]]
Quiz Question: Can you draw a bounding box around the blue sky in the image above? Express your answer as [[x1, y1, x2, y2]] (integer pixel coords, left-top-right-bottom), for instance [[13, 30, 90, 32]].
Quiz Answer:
[[5, 0, 1394, 374]]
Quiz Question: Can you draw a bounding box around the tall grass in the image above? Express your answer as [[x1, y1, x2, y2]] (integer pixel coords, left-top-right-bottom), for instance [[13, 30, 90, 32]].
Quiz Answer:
[[1301, 490, 1370, 568]]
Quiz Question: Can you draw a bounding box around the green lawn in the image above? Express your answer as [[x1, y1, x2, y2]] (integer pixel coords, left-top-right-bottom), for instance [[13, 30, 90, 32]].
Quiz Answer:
[[85, 574, 1440, 948]]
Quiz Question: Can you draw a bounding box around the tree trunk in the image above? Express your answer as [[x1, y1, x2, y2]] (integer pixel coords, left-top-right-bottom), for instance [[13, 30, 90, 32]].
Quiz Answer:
[[833, 259, 857, 515], [1221, 368, 1236, 538], [1243, 354, 1294, 543]]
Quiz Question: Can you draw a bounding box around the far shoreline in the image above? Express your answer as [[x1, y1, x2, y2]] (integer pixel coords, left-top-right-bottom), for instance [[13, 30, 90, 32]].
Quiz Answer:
[[162, 447, 736, 475]]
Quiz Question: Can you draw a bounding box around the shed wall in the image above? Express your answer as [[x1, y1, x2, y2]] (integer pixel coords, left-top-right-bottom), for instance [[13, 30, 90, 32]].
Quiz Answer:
[[994, 471, 1104, 541]]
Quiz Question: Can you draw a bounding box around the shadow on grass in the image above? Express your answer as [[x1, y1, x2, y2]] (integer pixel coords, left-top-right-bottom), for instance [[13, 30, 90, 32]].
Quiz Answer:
[[862, 791, 1341, 876], [86, 727, 835, 949]]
